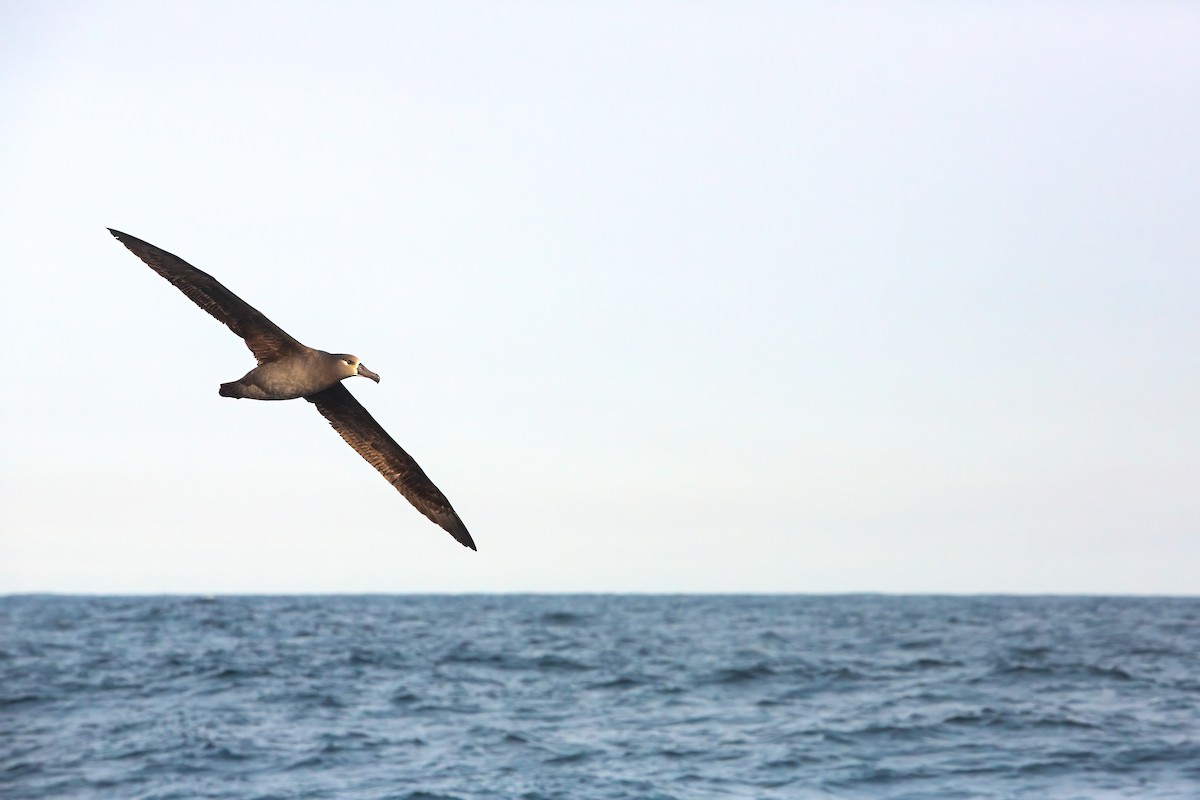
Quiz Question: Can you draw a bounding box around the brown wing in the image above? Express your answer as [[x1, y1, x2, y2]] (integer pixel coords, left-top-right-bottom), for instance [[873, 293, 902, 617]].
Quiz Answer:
[[306, 383, 475, 550], [109, 229, 305, 364]]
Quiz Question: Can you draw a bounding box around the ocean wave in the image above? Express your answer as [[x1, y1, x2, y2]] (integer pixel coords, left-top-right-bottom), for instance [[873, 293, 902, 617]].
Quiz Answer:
[[4, 594, 1199, 799]]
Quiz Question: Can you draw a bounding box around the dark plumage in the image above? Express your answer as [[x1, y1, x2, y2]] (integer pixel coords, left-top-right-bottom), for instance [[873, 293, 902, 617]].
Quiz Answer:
[[110, 228, 475, 550]]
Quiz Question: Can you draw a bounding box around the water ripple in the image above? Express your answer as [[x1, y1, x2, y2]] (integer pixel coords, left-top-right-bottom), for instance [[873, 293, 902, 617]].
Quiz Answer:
[[2, 594, 1199, 798]]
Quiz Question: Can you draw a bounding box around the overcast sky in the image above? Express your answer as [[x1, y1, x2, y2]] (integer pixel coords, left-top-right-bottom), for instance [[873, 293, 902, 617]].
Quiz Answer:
[[2, 2, 1197, 594]]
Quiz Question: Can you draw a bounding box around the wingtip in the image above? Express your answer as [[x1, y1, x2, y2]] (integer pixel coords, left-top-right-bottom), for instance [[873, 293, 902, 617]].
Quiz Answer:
[[433, 506, 476, 551], [456, 528, 478, 551], [446, 520, 477, 551]]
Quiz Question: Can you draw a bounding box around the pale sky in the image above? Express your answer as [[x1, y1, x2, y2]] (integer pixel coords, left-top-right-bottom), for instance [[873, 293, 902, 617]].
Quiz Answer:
[[2, 2, 1197, 594]]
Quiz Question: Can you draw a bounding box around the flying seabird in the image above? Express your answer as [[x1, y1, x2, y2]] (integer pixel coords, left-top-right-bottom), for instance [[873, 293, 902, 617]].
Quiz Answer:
[[109, 229, 475, 551]]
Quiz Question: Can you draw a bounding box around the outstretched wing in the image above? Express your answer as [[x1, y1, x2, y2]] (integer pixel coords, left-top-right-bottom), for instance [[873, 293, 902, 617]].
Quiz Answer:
[[109, 228, 305, 364], [306, 383, 475, 550]]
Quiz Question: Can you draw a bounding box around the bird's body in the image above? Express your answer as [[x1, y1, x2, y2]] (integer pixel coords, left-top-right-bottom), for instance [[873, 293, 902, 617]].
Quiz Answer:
[[219, 349, 378, 400], [109, 228, 475, 550]]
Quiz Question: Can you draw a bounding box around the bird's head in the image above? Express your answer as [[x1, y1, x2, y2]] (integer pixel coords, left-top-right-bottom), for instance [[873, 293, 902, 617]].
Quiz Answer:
[[334, 354, 380, 383]]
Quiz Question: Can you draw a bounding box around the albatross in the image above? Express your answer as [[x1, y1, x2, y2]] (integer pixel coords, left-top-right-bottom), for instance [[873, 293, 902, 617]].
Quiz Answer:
[[109, 229, 475, 551]]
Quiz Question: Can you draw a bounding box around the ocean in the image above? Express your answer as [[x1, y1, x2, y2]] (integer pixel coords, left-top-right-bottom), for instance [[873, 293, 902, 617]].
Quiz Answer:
[[2, 594, 1198, 799]]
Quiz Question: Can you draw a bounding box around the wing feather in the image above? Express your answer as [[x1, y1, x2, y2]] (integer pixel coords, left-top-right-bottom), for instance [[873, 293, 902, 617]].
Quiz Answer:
[[306, 383, 475, 550], [109, 228, 304, 364]]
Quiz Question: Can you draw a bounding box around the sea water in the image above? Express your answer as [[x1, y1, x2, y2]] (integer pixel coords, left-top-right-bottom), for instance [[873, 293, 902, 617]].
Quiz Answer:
[[2, 594, 1198, 798]]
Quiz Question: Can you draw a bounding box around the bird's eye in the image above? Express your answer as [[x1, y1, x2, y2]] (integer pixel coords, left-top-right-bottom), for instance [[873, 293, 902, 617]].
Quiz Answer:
[[343, 359, 353, 365]]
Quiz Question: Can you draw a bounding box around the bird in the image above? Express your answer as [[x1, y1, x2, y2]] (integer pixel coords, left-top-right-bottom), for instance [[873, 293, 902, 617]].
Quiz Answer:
[[109, 228, 475, 551]]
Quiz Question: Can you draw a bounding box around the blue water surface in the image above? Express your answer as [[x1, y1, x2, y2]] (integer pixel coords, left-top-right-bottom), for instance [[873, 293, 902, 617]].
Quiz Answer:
[[2, 594, 1199, 799]]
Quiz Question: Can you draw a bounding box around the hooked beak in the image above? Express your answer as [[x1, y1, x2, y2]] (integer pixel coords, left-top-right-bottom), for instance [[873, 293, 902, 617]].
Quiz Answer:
[[357, 363, 381, 383]]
